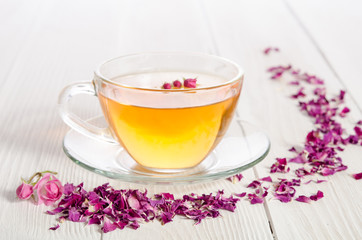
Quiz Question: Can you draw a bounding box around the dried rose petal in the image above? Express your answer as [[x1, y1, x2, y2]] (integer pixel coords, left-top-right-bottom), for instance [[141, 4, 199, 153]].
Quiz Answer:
[[49, 224, 60, 231], [315, 179, 327, 184], [310, 191, 324, 201], [260, 176, 272, 182], [271, 158, 290, 173], [295, 195, 311, 203], [234, 192, 246, 198], [320, 167, 335, 176], [226, 174, 243, 183], [247, 180, 261, 189], [339, 107, 350, 117], [289, 81, 300, 85], [264, 47, 279, 55], [291, 87, 306, 99], [352, 172, 362, 180], [102, 219, 117, 233], [248, 194, 264, 204]]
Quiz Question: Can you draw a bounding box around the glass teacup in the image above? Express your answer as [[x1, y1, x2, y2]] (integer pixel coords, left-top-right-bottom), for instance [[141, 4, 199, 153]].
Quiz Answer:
[[59, 52, 243, 171]]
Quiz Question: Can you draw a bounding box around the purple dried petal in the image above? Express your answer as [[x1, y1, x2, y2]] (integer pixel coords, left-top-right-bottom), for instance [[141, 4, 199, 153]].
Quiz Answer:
[[160, 212, 173, 225], [303, 180, 312, 185], [354, 126, 362, 138], [68, 207, 81, 222], [127, 194, 141, 210], [316, 179, 327, 184], [227, 173, 243, 183], [339, 107, 350, 117], [291, 87, 306, 99], [234, 192, 247, 198], [264, 47, 279, 55], [310, 191, 324, 201], [247, 180, 261, 189], [274, 195, 291, 203], [46, 207, 64, 215], [289, 155, 306, 164], [260, 176, 272, 182], [248, 194, 264, 204], [63, 183, 75, 195], [102, 219, 117, 233], [289, 81, 300, 85], [88, 216, 101, 225], [271, 158, 290, 173], [357, 120, 362, 125], [295, 168, 311, 178], [320, 168, 335, 176], [352, 172, 362, 180], [49, 224, 60, 231], [289, 147, 297, 152], [295, 195, 311, 203]]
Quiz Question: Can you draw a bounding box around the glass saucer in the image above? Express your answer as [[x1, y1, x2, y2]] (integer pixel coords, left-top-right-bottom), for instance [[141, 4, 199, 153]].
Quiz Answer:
[[62, 116, 270, 185]]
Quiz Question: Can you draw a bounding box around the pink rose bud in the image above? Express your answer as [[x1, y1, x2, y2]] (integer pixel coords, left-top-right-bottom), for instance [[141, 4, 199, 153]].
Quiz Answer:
[[162, 83, 172, 89], [34, 173, 63, 206], [173, 80, 182, 88], [183, 78, 197, 88], [16, 182, 34, 200]]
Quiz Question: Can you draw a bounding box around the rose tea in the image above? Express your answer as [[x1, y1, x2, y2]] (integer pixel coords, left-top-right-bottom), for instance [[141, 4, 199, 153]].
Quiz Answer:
[[59, 53, 243, 172], [99, 72, 240, 169]]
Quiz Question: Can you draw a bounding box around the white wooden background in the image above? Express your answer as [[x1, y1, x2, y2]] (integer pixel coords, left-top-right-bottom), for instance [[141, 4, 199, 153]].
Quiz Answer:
[[1, 0, 361, 239]]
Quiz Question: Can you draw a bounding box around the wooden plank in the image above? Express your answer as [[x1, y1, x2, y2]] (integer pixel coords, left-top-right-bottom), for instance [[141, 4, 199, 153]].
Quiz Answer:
[[0, 0, 273, 239], [0, 0, 123, 239], [101, 0, 273, 239], [284, 0, 362, 109], [202, 0, 362, 239]]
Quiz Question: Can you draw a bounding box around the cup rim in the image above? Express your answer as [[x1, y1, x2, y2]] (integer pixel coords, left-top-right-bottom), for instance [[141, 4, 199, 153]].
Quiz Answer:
[[94, 51, 244, 92]]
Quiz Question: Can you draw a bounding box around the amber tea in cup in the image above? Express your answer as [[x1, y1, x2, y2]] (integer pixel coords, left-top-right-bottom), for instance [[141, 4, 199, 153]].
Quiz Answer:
[[59, 53, 243, 171]]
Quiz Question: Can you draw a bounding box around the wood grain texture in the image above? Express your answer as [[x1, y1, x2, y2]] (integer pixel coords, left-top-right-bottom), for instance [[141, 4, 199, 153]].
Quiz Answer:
[[0, 0, 272, 239], [284, 0, 362, 109], [202, 0, 362, 239]]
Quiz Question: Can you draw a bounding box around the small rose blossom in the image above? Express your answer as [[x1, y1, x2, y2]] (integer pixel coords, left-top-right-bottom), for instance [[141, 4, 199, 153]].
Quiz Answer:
[[173, 80, 182, 88], [34, 173, 63, 206], [16, 182, 34, 200], [183, 78, 197, 88], [162, 83, 172, 89]]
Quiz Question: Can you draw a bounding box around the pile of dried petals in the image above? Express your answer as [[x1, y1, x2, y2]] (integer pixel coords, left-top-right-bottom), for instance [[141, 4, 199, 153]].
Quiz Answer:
[[17, 173, 239, 233], [231, 47, 362, 205]]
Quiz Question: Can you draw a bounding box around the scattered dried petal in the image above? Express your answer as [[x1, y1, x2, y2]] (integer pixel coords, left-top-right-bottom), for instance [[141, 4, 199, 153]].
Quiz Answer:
[[260, 176, 273, 182], [295, 195, 311, 203], [352, 172, 362, 180], [234, 192, 246, 198], [49, 224, 60, 231], [264, 47, 279, 55], [310, 191, 324, 201]]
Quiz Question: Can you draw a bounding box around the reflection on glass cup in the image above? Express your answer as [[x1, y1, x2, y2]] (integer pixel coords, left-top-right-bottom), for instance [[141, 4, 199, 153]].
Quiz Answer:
[[59, 52, 244, 171]]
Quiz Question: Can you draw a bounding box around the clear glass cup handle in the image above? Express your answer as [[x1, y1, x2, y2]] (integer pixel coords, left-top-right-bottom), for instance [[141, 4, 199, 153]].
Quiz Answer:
[[58, 82, 118, 144]]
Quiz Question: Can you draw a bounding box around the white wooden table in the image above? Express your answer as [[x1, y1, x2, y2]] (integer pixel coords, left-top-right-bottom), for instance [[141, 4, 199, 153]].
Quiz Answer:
[[1, 0, 361, 239]]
